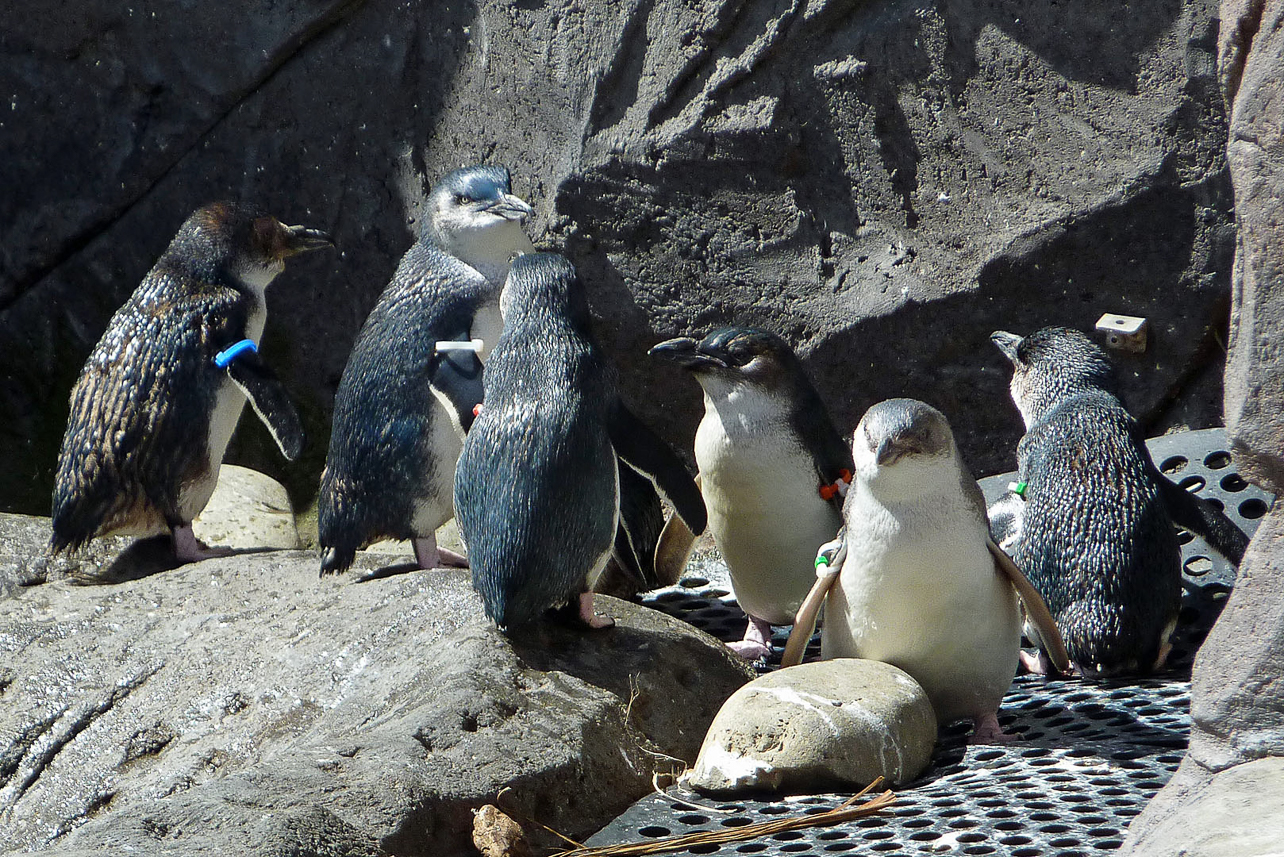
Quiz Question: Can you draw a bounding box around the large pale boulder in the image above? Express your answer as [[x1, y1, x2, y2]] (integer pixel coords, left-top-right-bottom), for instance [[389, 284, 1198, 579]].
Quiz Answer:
[[687, 659, 937, 794]]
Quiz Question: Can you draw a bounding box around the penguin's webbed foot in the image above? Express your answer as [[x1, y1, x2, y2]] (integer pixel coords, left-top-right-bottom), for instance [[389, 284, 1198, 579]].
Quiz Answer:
[[172, 525, 233, 564], [551, 592, 615, 630], [970, 712, 1019, 745], [412, 536, 469, 570], [727, 616, 774, 661]]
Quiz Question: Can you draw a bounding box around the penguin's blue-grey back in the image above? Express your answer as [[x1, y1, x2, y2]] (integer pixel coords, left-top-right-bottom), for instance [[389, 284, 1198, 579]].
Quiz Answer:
[[318, 240, 491, 570], [997, 327, 1181, 676], [455, 253, 618, 629]]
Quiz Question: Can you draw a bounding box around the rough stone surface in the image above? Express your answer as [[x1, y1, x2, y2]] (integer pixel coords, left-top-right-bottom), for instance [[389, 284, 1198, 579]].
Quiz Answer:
[[687, 659, 937, 794], [1127, 757, 1284, 856], [192, 464, 301, 551], [1, 0, 1235, 519], [0, 513, 753, 856], [1124, 2, 1284, 852]]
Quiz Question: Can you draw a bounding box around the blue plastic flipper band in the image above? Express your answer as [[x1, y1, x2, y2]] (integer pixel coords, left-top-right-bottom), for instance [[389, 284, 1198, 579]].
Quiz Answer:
[[214, 339, 258, 368]]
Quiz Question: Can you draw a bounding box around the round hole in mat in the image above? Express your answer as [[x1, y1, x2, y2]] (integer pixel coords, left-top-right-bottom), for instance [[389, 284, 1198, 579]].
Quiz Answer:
[[1208, 497, 1225, 511], [1205, 451, 1232, 469], [817, 831, 848, 841], [909, 831, 941, 842], [1051, 838, 1083, 848], [1185, 556, 1213, 576], [681, 577, 709, 588], [780, 845, 811, 854], [1000, 836, 1033, 846], [1089, 827, 1124, 838], [679, 815, 709, 825], [759, 805, 791, 816], [773, 831, 803, 842], [1177, 529, 1195, 545], [871, 844, 903, 853], [721, 817, 753, 828], [963, 847, 997, 855], [1094, 841, 1125, 851], [957, 833, 987, 843], [1241, 498, 1270, 519], [1220, 473, 1248, 492], [1014, 849, 1041, 857], [639, 826, 670, 838], [688, 845, 719, 855], [824, 845, 856, 853], [1180, 475, 1206, 493], [1161, 456, 1188, 474], [736, 845, 767, 854]]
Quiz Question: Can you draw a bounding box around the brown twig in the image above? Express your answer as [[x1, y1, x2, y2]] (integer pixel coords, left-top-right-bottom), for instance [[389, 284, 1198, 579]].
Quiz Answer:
[[546, 778, 895, 857]]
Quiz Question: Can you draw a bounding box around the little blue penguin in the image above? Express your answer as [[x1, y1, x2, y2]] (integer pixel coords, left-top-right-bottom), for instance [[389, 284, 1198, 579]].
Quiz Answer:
[[318, 165, 534, 575], [991, 326, 1247, 677], [51, 202, 331, 562], [455, 253, 705, 631], [817, 399, 1033, 742], [649, 328, 853, 659]]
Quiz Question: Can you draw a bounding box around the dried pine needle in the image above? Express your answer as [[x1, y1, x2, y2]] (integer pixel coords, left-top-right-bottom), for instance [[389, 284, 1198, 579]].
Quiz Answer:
[[548, 778, 896, 857]]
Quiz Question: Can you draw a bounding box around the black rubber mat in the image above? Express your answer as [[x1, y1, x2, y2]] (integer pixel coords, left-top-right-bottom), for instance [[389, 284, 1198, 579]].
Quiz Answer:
[[591, 429, 1272, 856]]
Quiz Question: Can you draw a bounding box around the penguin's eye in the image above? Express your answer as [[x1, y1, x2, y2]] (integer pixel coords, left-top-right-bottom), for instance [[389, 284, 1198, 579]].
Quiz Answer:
[[455, 194, 472, 205]]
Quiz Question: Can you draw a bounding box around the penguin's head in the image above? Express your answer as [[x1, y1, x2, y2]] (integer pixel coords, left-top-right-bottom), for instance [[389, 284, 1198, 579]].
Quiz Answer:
[[992, 327, 1117, 428], [427, 165, 533, 243], [172, 202, 332, 291], [499, 252, 591, 330], [854, 398, 959, 497], [649, 327, 806, 395]]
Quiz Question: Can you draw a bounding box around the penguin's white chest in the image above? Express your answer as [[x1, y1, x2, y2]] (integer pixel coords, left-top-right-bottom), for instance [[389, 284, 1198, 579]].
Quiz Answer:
[[185, 299, 267, 520], [823, 489, 1020, 723], [694, 394, 841, 625]]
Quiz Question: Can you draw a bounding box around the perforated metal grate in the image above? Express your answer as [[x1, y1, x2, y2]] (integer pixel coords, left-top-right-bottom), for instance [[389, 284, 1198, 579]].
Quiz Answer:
[[593, 429, 1273, 856]]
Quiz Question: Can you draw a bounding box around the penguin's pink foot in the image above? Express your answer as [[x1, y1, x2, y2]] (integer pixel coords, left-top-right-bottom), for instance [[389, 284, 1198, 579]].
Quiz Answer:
[[412, 536, 469, 569], [1019, 649, 1050, 675], [970, 711, 1019, 744], [578, 591, 615, 629], [172, 525, 233, 563], [727, 616, 773, 660]]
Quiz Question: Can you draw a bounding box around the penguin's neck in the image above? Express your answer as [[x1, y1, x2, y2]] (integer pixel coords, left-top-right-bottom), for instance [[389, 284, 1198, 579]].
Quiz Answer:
[[441, 222, 535, 286], [230, 262, 282, 342]]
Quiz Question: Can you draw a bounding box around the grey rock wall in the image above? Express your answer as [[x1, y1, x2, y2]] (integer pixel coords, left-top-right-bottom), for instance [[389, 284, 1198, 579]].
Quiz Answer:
[[1123, 1, 1284, 853], [0, 0, 1235, 520]]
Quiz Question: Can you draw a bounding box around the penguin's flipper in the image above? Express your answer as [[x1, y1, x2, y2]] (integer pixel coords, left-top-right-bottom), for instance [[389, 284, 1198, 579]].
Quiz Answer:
[[782, 536, 846, 668], [1156, 472, 1250, 564], [428, 345, 485, 434], [225, 354, 305, 460], [652, 474, 702, 587], [986, 537, 1071, 674], [612, 460, 666, 589], [607, 402, 707, 535]]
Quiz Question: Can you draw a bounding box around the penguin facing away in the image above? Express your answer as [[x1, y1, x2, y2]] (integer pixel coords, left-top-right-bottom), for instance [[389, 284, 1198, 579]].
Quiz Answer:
[[455, 253, 705, 631], [317, 165, 534, 576], [51, 202, 331, 562], [814, 399, 1041, 742], [991, 326, 1246, 676], [649, 327, 853, 660]]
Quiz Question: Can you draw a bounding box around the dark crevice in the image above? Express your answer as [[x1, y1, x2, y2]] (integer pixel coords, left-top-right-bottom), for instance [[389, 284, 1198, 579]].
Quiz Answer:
[[0, 666, 158, 812], [0, 0, 367, 317]]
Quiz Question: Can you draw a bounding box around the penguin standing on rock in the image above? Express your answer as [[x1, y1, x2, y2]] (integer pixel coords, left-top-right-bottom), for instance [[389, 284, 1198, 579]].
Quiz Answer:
[[991, 326, 1247, 677], [789, 398, 1066, 743], [317, 166, 534, 576], [649, 328, 853, 660], [455, 253, 705, 631], [51, 202, 331, 562]]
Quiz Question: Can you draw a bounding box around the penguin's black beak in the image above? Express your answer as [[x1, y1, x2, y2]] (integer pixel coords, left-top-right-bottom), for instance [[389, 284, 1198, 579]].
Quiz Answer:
[[649, 337, 724, 369], [483, 193, 534, 222], [874, 437, 906, 467], [281, 224, 335, 257], [991, 330, 1022, 363]]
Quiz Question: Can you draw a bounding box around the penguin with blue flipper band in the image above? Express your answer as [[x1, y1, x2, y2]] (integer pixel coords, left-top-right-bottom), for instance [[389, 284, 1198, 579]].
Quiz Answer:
[[50, 201, 330, 563], [318, 165, 534, 576]]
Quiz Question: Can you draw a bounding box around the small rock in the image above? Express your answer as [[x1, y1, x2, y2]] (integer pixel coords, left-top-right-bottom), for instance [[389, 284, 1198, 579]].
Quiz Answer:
[[473, 804, 531, 857], [687, 659, 936, 794], [193, 464, 301, 550]]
